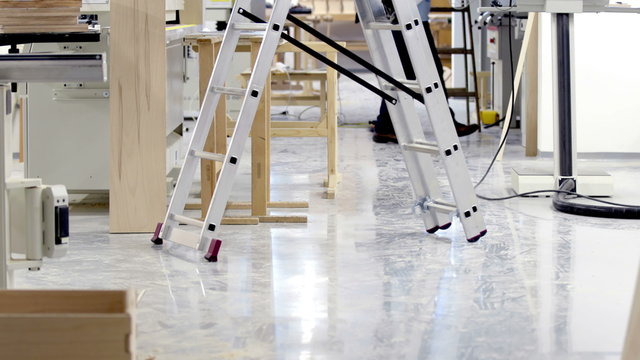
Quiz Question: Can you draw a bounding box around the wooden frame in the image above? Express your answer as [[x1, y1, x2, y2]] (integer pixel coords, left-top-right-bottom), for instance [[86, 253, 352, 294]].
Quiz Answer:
[[0, 290, 135, 359]]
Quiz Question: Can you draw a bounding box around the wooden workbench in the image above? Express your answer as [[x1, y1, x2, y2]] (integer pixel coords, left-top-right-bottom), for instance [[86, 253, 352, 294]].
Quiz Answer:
[[185, 34, 341, 224]]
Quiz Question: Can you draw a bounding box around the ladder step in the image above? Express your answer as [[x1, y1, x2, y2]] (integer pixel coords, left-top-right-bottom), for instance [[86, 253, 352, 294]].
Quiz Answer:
[[427, 200, 458, 214], [190, 149, 226, 162], [233, 23, 268, 31], [367, 22, 403, 31], [171, 213, 204, 228], [211, 86, 246, 97], [403, 141, 439, 155]]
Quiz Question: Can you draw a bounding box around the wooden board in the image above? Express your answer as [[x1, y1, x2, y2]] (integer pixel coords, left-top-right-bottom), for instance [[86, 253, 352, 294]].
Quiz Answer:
[[0, 16, 79, 25], [0, 7, 80, 16], [0, 0, 81, 8], [0, 24, 87, 33], [109, 0, 167, 233]]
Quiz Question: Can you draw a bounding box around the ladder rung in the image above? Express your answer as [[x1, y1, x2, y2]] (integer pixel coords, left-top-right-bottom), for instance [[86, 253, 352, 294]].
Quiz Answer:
[[191, 149, 225, 162], [171, 213, 204, 228], [427, 201, 458, 214], [212, 86, 246, 97], [368, 22, 403, 31], [382, 80, 420, 92], [233, 23, 268, 31], [403, 142, 439, 155], [400, 80, 420, 91]]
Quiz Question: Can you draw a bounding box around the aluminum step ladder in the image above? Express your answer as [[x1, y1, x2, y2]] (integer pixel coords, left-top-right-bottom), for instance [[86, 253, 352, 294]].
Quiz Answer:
[[354, 0, 486, 242], [151, 0, 486, 262], [150, 0, 293, 261]]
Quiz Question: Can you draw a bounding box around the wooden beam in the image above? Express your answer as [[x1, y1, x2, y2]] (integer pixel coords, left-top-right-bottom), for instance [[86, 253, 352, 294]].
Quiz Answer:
[[623, 266, 640, 360], [497, 13, 537, 161], [250, 40, 270, 217], [109, 0, 166, 233], [226, 201, 309, 210], [524, 14, 539, 157]]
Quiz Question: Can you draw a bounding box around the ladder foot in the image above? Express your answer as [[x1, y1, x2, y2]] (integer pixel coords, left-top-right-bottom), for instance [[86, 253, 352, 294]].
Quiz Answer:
[[204, 239, 223, 262], [150, 223, 163, 245], [440, 222, 452, 230], [467, 229, 488, 243], [426, 226, 440, 234]]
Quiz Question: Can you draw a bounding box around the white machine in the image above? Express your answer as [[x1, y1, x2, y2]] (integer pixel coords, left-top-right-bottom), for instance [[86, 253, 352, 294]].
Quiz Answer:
[[26, 0, 198, 193], [0, 53, 107, 289], [482, 0, 640, 218]]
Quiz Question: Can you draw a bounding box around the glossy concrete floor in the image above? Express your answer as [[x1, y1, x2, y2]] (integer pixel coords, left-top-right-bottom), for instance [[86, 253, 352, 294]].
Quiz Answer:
[[14, 75, 640, 360]]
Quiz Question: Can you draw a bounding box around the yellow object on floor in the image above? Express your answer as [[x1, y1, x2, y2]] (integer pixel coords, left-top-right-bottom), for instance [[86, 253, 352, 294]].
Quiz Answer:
[[481, 110, 500, 125]]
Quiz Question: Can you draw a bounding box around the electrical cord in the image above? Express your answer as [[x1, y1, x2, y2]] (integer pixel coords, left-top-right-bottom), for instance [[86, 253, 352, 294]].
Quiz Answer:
[[478, 188, 640, 208]]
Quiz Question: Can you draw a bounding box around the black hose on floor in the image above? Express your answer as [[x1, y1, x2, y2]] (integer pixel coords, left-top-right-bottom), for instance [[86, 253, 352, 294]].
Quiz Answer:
[[553, 179, 640, 219]]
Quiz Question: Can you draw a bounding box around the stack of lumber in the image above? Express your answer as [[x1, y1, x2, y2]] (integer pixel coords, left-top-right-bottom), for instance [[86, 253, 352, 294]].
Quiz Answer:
[[0, 0, 87, 34]]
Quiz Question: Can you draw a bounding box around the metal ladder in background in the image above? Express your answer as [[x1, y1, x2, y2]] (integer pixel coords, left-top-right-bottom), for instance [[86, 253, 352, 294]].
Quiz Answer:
[[151, 0, 486, 262], [355, 0, 485, 241]]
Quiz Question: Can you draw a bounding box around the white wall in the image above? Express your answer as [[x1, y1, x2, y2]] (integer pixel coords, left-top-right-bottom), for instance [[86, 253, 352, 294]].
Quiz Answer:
[[538, 5, 640, 153]]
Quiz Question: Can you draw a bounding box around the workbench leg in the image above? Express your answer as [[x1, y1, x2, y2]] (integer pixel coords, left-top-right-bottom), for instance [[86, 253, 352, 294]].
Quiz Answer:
[[251, 41, 270, 217], [198, 40, 227, 218], [325, 52, 339, 199]]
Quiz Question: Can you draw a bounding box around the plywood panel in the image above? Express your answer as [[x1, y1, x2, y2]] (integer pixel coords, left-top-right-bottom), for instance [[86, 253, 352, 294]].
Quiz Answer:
[[109, 0, 166, 233]]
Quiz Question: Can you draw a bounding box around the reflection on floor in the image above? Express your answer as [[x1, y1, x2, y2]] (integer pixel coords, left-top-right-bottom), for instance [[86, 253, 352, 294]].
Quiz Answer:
[[14, 74, 640, 360]]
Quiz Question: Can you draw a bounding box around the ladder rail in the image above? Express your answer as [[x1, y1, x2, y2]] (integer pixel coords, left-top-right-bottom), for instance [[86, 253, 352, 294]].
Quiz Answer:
[[161, 2, 251, 238], [392, 0, 486, 236], [355, 0, 451, 230], [197, 1, 292, 251]]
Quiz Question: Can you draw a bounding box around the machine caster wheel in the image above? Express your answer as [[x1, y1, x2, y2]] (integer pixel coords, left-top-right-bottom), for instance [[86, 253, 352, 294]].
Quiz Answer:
[[150, 223, 163, 245], [204, 239, 222, 262]]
